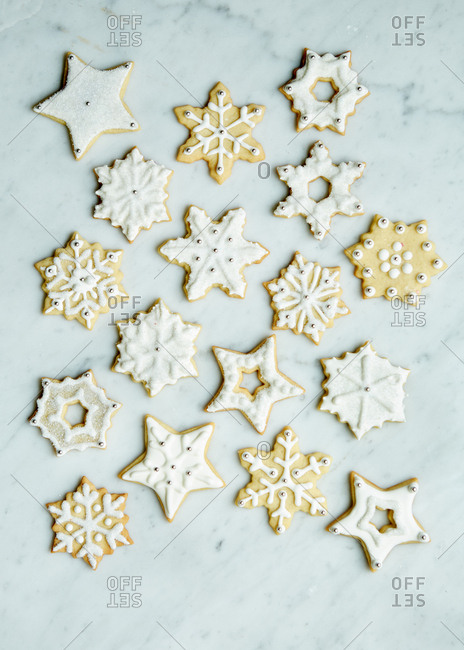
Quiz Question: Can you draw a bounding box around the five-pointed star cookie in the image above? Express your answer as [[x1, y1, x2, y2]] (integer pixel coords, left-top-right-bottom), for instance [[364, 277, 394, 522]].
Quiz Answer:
[[319, 342, 410, 439], [205, 335, 305, 434], [33, 52, 139, 160], [280, 48, 369, 133], [159, 206, 269, 301], [236, 426, 331, 534], [119, 416, 225, 521], [112, 299, 201, 397], [174, 82, 265, 183], [327, 473, 430, 572], [275, 141, 365, 240], [47, 477, 133, 570]]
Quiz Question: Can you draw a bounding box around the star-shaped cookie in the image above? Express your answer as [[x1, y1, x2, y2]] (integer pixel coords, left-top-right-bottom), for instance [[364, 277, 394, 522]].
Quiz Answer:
[[327, 473, 430, 571], [119, 416, 224, 521], [205, 335, 305, 434], [33, 52, 139, 160], [159, 206, 269, 301], [174, 82, 265, 183]]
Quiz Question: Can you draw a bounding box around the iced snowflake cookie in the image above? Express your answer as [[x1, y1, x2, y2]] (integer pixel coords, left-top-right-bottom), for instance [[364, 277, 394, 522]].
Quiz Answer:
[[33, 52, 139, 160], [94, 147, 172, 242], [264, 252, 349, 345], [120, 416, 224, 522], [275, 141, 365, 240], [327, 472, 429, 572], [47, 477, 133, 570], [206, 335, 304, 434], [346, 215, 447, 302], [159, 206, 268, 301], [236, 426, 331, 534], [280, 49, 369, 134], [319, 343, 409, 440], [35, 232, 127, 329], [174, 82, 265, 183], [112, 299, 201, 397], [29, 370, 121, 456]]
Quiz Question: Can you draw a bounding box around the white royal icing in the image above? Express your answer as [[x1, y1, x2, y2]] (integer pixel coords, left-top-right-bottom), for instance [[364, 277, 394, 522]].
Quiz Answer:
[[275, 141, 365, 239], [94, 147, 172, 242], [113, 299, 201, 397], [159, 206, 268, 301], [120, 417, 224, 521]]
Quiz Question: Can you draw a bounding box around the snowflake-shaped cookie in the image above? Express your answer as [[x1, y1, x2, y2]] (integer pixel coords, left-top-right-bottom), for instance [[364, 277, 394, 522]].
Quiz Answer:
[[275, 141, 365, 240], [47, 477, 133, 570], [94, 147, 172, 242], [35, 232, 127, 329], [236, 426, 331, 534], [175, 82, 265, 183], [281, 49, 369, 133], [112, 299, 201, 397], [33, 52, 139, 160], [120, 416, 224, 521], [327, 473, 429, 572], [29, 370, 121, 456], [159, 206, 268, 301], [319, 343, 409, 439], [206, 335, 304, 434], [264, 252, 350, 345], [345, 215, 447, 302]]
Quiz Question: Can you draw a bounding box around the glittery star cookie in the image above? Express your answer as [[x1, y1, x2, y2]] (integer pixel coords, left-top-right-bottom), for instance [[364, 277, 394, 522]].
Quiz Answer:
[[94, 147, 172, 242], [29, 370, 121, 456], [35, 232, 127, 329], [275, 141, 365, 240], [120, 416, 224, 522], [319, 342, 410, 439], [174, 82, 265, 183], [205, 335, 304, 434], [47, 477, 133, 570], [159, 206, 269, 301], [236, 426, 331, 534], [33, 52, 139, 160], [264, 252, 350, 345], [345, 215, 447, 302], [327, 473, 429, 572]]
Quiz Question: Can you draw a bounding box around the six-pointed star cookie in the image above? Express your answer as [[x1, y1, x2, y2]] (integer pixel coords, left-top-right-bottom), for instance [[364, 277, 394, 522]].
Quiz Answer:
[[112, 299, 201, 397], [319, 342, 410, 439], [236, 426, 331, 534], [35, 232, 127, 329], [159, 206, 269, 301], [47, 477, 133, 570], [275, 141, 365, 240], [33, 52, 139, 160], [280, 48, 369, 133], [29, 370, 121, 456], [205, 335, 305, 434], [327, 473, 429, 572], [175, 82, 265, 183], [94, 147, 173, 242], [119, 416, 225, 521]]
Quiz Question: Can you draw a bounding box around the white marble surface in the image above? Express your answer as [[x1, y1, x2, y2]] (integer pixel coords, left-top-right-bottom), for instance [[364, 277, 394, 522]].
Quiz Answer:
[[2, 0, 464, 648]]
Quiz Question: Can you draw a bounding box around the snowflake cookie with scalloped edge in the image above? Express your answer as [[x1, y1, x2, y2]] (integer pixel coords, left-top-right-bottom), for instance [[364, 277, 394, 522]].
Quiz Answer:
[[319, 342, 410, 440], [94, 147, 172, 242], [345, 215, 447, 303], [174, 82, 265, 183], [47, 477, 133, 570], [35, 232, 127, 329], [280, 49, 369, 133], [264, 252, 350, 345], [275, 141, 365, 240], [29, 370, 121, 456], [236, 426, 331, 534], [112, 299, 201, 397]]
